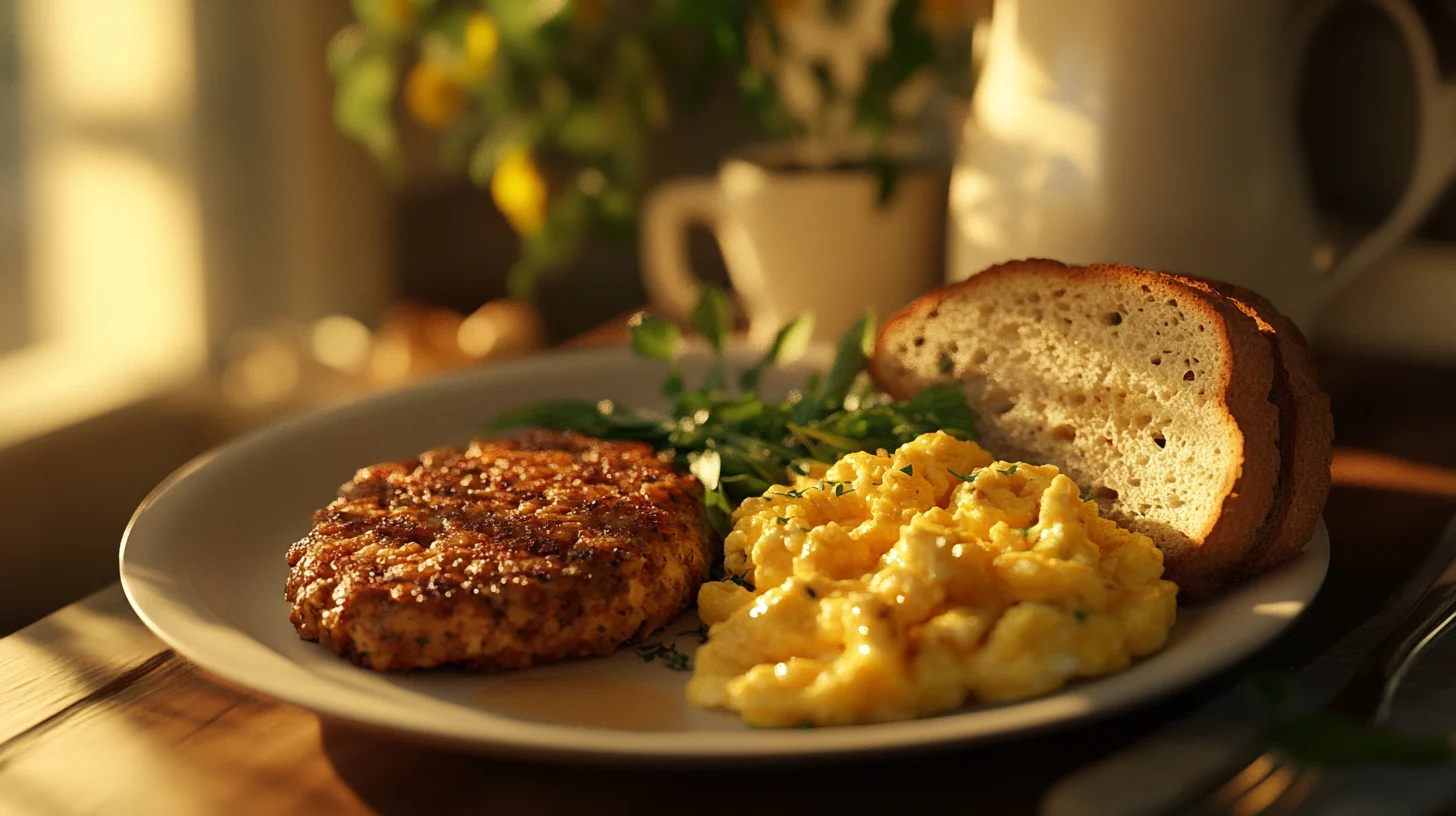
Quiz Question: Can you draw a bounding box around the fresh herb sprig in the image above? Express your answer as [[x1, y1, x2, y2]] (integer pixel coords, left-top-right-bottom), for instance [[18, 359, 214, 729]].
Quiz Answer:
[[490, 286, 976, 535]]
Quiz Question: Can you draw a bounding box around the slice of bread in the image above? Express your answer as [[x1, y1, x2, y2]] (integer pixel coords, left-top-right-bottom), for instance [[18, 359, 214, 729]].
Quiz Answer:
[[870, 259, 1282, 599], [1177, 277, 1333, 580]]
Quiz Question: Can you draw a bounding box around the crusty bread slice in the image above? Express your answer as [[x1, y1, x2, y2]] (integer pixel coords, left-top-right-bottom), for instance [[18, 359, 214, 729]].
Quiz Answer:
[[869, 259, 1281, 599], [1180, 278, 1333, 580]]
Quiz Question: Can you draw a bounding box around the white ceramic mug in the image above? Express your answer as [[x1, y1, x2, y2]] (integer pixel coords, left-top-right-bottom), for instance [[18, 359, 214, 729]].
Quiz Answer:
[[947, 0, 1456, 331], [641, 143, 948, 347]]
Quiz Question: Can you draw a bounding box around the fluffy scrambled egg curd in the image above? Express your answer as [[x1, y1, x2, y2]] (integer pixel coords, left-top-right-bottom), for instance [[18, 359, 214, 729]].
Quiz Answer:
[[687, 432, 1178, 727]]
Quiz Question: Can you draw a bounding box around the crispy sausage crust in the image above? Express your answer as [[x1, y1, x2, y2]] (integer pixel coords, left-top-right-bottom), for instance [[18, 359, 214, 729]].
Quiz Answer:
[[286, 430, 716, 672]]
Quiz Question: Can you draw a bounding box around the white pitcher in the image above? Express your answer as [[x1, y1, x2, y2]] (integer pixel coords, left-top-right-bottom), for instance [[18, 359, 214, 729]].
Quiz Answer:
[[947, 0, 1456, 329]]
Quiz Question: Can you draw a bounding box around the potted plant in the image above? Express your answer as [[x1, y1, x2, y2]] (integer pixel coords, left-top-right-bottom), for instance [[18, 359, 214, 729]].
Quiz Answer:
[[327, 0, 979, 321]]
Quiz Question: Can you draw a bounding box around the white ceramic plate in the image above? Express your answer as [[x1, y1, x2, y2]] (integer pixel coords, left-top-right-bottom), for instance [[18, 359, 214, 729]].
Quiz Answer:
[[120, 346, 1328, 763]]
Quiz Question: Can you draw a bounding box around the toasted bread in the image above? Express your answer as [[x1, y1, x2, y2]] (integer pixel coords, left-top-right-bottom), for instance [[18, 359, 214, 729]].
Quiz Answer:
[[869, 259, 1282, 598], [1178, 277, 1333, 580]]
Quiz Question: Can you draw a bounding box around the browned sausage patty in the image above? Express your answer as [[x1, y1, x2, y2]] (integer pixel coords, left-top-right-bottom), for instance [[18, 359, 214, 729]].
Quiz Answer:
[[285, 430, 716, 671]]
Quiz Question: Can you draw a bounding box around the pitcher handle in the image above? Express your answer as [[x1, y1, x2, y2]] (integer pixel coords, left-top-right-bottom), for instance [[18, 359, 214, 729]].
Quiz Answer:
[[1295, 0, 1456, 310]]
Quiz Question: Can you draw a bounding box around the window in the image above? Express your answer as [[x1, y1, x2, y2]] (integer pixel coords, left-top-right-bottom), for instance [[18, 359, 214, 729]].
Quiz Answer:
[[0, 0, 208, 448], [0, 0, 28, 356]]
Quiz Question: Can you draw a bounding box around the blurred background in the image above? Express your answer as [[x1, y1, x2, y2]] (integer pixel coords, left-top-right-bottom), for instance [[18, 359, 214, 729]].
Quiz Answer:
[[1, 0, 1454, 633]]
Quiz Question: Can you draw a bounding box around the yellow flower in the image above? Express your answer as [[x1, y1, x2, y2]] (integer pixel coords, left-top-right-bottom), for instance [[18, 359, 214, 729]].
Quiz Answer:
[[920, 0, 974, 32], [405, 60, 465, 128], [491, 148, 548, 236], [461, 13, 499, 81]]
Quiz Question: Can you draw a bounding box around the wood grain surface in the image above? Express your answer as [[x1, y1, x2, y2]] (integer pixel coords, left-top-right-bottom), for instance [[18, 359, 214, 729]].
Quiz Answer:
[[2, 350, 1454, 816]]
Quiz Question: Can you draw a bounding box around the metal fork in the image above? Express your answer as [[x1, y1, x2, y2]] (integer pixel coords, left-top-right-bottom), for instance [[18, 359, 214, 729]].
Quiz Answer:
[[1188, 532, 1456, 816]]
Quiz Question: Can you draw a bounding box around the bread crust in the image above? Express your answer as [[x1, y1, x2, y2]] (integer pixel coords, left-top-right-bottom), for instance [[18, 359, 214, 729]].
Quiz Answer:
[[1181, 278, 1333, 579], [870, 259, 1282, 599]]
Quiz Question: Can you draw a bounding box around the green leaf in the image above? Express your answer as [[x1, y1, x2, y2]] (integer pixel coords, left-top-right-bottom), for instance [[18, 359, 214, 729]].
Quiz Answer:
[[904, 384, 977, 440], [769, 313, 815, 366], [788, 423, 861, 455], [821, 313, 876, 411], [1272, 714, 1455, 767], [703, 484, 735, 537], [899, 465, 914, 475], [691, 284, 733, 354], [629, 314, 682, 362], [333, 53, 399, 167], [489, 400, 609, 435], [740, 313, 814, 391], [326, 25, 369, 77], [791, 374, 823, 425], [663, 370, 685, 398], [556, 107, 615, 157], [352, 0, 416, 37]]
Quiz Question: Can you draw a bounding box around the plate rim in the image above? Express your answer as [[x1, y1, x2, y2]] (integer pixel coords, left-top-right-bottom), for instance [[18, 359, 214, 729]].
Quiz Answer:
[[118, 345, 1330, 763]]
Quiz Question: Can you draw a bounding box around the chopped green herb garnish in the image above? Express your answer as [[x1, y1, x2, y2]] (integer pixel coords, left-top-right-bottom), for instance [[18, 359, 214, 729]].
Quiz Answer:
[[899, 464, 914, 476], [775, 516, 790, 525], [1072, 609, 1088, 623], [997, 465, 1019, 476], [805, 586, 818, 598], [633, 641, 692, 672], [949, 468, 980, 482], [727, 571, 752, 589], [833, 482, 854, 496], [938, 352, 954, 374], [678, 623, 711, 644]]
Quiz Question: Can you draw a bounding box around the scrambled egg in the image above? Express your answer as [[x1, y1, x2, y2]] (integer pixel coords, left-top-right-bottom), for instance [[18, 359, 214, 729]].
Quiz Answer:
[[687, 432, 1178, 727]]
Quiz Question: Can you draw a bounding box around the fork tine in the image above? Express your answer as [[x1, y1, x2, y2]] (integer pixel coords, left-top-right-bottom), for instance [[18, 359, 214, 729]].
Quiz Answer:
[[1227, 763, 1300, 816], [1222, 763, 1319, 816], [1207, 753, 1281, 808], [1262, 767, 1319, 816]]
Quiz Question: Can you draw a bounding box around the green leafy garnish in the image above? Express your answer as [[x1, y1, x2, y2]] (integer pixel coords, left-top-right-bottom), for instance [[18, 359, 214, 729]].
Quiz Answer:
[[819, 313, 876, 412], [899, 464, 914, 476], [488, 290, 977, 538], [628, 313, 681, 361], [677, 624, 711, 645], [740, 313, 814, 392], [1247, 668, 1455, 767], [691, 284, 733, 354], [997, 465, 1019, 476], [1274, 715, 1454, 766], [949, 468, 980, 483], [632, 641, 692, 672]]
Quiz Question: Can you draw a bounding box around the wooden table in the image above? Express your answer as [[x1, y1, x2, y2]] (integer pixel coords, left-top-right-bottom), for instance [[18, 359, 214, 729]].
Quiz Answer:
[[3, 349, 1455, 816]]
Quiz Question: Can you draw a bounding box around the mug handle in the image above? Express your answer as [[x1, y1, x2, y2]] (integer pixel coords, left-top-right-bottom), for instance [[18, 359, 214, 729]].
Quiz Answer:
[[640, 177, 722, 325], [1296, 0, 1456, 307]]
